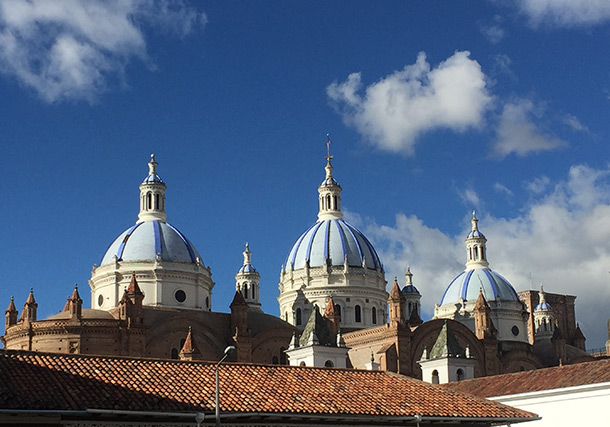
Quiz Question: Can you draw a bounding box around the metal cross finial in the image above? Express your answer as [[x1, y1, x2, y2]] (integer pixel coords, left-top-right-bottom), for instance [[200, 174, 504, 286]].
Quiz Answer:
[[326, 134, 333, 160]]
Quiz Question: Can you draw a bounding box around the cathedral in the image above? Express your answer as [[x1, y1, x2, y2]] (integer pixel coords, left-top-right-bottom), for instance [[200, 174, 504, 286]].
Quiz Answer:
[[2, 146, 599, 382]]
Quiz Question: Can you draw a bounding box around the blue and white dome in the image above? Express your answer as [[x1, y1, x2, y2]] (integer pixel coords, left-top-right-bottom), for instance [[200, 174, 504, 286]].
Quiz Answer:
[[440, 268, 519, 305], [284, 218, 381, 272], [101, 220, 201, 265]]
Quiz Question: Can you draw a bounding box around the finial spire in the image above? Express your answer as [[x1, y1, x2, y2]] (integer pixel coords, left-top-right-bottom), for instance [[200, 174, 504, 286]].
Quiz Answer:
[[471, 210, 478, 232], [148, 154, 158, 175], [405, 266, 413, 285], [317, 134, 343, 220], [243, 242, 252, 266]]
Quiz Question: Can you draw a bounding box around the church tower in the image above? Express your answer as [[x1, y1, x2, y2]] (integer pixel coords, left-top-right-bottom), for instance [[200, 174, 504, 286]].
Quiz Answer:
[[235, 243, 262, 311]]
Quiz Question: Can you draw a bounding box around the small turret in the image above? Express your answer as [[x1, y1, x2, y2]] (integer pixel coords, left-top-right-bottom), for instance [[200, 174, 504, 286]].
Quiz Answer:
[[473, 289, 497, 340], [235, 243, 262, 311], [20, 289, 37, 323], [179, 326, 203, 361], [68, 284, 83, 320], [5, 297, 17, 330], [388, 278, 406, 324], [402, 266, 421, 324], [534, 284, 554, 339]]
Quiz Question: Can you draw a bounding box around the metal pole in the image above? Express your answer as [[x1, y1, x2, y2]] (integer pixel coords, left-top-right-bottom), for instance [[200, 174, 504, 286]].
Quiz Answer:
[[215, 346, 235, 427]]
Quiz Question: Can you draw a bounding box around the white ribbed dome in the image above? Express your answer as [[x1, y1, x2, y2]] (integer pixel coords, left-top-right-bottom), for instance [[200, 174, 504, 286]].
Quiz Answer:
[[439, 268, 519, 305], [101, 220, 201, 266], [284, 218, 381, 272]]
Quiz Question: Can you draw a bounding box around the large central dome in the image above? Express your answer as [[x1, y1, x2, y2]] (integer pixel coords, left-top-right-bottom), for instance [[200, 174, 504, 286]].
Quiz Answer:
[[278, 141, 387, 331]]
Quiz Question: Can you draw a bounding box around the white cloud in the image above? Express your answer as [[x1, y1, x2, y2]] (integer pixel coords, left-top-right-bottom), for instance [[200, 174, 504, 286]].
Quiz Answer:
[[0, 0, 206, 103], [525, 175, 550, 194], [494, 182, 514, 198], [563, 114, 589, 132], [480, 25, 505, 44], [492, 98, 567, 158], [516, 0, 610, 27], [360, 163, 610, 348], [327, 51, 492, 155], [460, 188, 482, 208]]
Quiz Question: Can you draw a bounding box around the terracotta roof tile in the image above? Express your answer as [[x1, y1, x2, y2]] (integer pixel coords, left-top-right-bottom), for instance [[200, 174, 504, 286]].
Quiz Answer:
[[444, 358, 610, 398], [0, 350, 536, 422]]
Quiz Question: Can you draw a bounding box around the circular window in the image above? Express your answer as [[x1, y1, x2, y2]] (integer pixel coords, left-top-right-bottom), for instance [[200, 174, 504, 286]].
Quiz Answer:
[[98, 294, 104, 307], [174, 290, 186, 303], [511, 325, 520, 336]]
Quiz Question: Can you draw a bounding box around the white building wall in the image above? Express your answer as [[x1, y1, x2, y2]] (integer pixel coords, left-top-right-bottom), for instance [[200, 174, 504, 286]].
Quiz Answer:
[[491, 382, 610, 426]]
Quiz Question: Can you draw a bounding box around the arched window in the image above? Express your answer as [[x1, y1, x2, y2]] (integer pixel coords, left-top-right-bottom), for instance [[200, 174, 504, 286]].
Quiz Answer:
[[155, 194, 160, 209], [243, 285, 248, 299], [272, 356, 278, 364], [334, 304, 341, 320], [333, 195, 338, 210], [299, 361, 306, 367], [326, 194, 331, 209], [324, 360, 334, 367], [206, 297, 210, 309], [252, 286, 256, 299], [280, 347, 287, 365], [296, 308, 302, 325], [170, 348, 179, 359], [432, 370, 439, 384], [355, 305, 362, 323], [372, 307, 377, 324], [543, 319, 547, 331], [146, 192, 152, 210], [457, 369, 464, 381], [474, 246, 478, 259], [284, 312, 288, 321]]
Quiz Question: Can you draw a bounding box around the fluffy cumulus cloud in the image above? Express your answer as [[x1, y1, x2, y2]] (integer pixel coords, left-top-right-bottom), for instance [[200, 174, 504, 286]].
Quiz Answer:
[[357, 163, 610, 348], [492, 98, 567, 158], [517, 0, 610, 27], [327, 51, 492, 154], [0, 0, 206, 103]]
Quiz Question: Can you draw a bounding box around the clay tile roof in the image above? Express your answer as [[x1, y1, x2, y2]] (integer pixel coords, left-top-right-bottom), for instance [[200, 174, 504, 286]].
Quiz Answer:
[[126, 273, 143, 295], [445, 359, 610, 398], [389, 277, 403, 299], [0, 350, 536, 423], [230, 289, 247, 307]]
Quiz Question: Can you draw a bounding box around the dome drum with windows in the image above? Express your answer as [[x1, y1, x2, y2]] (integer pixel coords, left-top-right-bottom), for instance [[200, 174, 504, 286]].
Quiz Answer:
[[278, 137, 388, 331], [89, 155, 214, 312]]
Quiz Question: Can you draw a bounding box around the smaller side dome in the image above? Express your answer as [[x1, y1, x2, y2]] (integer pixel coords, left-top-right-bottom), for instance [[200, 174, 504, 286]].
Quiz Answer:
[[440, 268, 519, 305]]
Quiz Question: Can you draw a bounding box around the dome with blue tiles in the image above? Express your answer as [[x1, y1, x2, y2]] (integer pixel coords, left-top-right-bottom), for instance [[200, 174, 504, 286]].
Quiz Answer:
[[284, 218, 381, 272], [101, 220, 201, 265], [439, 212, 519, 305], [440, 268, 519, 305], [100, 154, 201, 266]]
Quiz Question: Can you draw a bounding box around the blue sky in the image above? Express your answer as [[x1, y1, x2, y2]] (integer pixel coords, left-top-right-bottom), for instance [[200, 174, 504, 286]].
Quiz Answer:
[[1, 0, 610, 349]]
